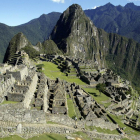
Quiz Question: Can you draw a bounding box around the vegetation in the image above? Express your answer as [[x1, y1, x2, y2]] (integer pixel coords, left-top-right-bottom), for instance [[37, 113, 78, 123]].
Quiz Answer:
[[83, 88, 111, 108], [42, 40, 62, 55], [22, 46, 40, 59], [74, 131, 91, 140], [85, 3, 140, 43], [0, 12, 61, 62], [0, 100, 18, 105], [36, 64, 44, 72], [0, 133, 67, 140], [96, 83, 106, 96], [0, 135, 25, 140], [85, 125, 119, 135], [41, 61, 87, 85], [108, 113, 140, 136], [67, 98, 76, 119]]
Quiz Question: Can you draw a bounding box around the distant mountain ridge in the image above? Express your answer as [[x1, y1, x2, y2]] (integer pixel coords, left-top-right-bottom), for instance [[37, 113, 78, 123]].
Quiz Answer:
[[85, 2, 140, 44]]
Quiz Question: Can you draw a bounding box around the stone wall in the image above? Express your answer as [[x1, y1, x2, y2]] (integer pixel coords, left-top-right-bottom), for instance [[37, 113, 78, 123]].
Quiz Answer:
[[86, 131, 122, 140], [0, 64, 12, 74], [43, 85, 49, 113], [23, 73, 38, 109], [47, 114, 85, 128], [0, 103, 46, 124], [7, 93, 24, 102], [19, 66, 28, 81], [6, 66, 28, 81], [86, 118, 117, 131], [0, 74, 15, 103], [0, 123, 124, 140]]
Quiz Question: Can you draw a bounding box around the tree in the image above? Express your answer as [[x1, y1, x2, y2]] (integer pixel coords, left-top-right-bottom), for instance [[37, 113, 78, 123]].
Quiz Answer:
[[125, 87, 132, 96], [96, 83, 106, 96]]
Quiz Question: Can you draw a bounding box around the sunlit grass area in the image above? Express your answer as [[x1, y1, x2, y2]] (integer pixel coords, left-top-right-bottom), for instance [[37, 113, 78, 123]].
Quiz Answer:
[[108, 113, 140, 136], [0, 135, 25, 140], [41, 61, 87, 85], [83, 88, 111, 107], [85, 125, 119, 135], [0, 100, 18, 105], [0, 133, 68, 140], [28, 133, 67, 140], [67, 98, 76, 119]]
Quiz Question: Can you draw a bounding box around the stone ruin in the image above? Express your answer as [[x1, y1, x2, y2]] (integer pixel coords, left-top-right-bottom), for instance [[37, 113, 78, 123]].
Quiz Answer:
[[47, 78, 67, 114], [7, 51, 30, 66], [0, 57, 136, 139]]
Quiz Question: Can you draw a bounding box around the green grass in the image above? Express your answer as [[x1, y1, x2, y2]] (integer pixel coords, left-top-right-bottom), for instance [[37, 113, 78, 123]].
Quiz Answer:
[[41, 62, 87, 85], [47, 121, 58, 124], [28, 133, 67, 140], [67, 98, 76, 119], [108, 113, 140, 136], [0, 133, 68, 140], [86, 125, 119, 135], [83, 88, 111, 107], [0, 135, 25, 140], [0, 100, 18, 105], [74, 131, 91, 140]]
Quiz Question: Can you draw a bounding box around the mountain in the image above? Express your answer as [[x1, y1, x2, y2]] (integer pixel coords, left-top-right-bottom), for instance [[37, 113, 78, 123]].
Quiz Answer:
[[3, 32, 33, 62], [3, 32, 62, 63], [50, 4, 140, 89], [50, 4, 106, 67], [84, 3, 140, 44], [125, 3, 140, 11], [0, 12, 61, 63]]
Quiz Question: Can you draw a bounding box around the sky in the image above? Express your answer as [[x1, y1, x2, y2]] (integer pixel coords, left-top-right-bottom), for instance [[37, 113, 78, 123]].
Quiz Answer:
[[0, 0, 140, 26]]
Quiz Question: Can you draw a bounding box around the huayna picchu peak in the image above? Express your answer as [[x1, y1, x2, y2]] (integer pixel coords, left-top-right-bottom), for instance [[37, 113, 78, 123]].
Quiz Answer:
[[50, 4, 105, 68], [0, 3, 140, 140]]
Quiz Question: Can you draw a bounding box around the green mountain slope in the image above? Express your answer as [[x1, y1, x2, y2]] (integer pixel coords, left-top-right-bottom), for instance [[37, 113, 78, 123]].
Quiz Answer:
[[4, 32, 61, 63], [3, 32, 33, 62], [0, 12, 61, 62]]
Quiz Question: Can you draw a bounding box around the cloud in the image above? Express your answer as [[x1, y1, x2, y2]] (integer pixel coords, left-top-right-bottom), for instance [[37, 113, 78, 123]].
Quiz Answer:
[[51, 0, 65, 3], [92, 6, 100, 9], [85, 6, 100, 10]]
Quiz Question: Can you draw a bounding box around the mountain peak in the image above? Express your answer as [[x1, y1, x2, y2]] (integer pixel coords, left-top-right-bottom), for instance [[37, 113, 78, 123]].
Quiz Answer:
[[125, 2, 135, 7], [50, 4, 106, 67], [3, 32, 32, 63], [105, 2, 114, 7], [64, 4, 84, 16]]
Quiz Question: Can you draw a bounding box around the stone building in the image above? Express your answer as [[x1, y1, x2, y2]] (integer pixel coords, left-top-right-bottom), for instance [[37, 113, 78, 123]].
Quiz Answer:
[[6, 65, 28, 81]]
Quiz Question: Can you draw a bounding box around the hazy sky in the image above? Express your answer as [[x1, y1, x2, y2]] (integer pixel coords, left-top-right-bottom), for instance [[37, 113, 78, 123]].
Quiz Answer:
[[0, 0, 140, 26]]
